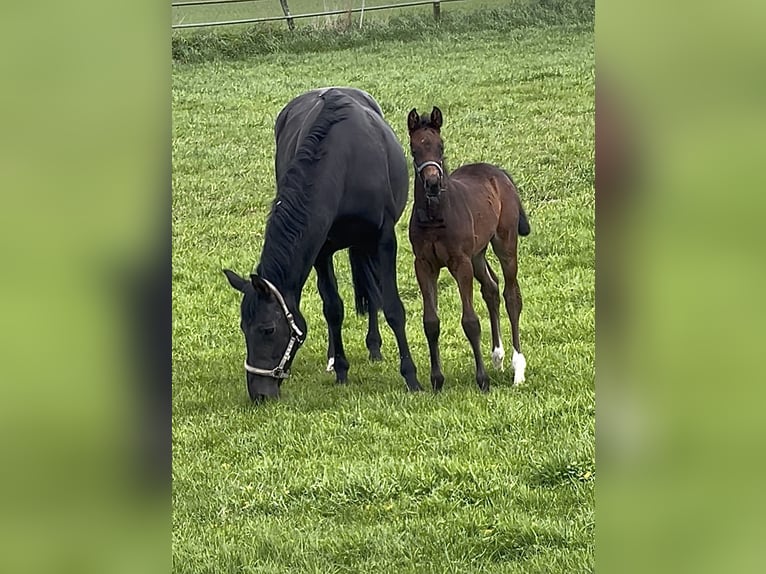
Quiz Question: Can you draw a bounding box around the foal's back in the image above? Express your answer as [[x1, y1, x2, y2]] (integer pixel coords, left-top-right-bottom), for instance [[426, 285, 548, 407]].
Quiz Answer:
[[450, 162, 526, 242]]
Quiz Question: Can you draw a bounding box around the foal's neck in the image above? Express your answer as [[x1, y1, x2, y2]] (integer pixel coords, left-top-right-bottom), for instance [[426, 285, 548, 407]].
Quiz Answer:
[[413, 177, 451, 227]]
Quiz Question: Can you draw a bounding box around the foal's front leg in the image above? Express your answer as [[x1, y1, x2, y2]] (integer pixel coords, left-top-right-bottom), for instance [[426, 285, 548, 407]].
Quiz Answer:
[[448, 257, 490, 392], [415, 258, 444, 391]]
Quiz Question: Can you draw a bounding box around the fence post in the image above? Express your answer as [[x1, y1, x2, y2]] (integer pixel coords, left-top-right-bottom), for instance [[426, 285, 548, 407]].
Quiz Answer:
[[433, 1, 440, 21], [279, 0, 295, 30]]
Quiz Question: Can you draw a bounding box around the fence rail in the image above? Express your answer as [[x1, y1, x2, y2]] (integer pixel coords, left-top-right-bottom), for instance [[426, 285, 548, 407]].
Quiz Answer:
[[171, 0, 463, 30]]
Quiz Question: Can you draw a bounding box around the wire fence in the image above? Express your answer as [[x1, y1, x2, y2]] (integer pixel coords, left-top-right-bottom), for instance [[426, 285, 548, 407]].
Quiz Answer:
[[171, 0, 463, 30]]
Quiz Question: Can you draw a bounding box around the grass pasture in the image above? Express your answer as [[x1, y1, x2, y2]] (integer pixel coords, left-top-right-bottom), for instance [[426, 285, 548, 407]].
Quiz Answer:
[[173, 9, 594, 573]]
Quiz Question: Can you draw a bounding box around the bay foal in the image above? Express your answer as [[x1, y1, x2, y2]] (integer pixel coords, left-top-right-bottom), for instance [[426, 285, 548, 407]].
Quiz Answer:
[[407, 107, 531, 392]]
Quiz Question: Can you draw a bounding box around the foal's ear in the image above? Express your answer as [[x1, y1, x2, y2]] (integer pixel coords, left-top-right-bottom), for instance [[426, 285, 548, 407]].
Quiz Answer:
[[430, 107, 443, 131], [407, 108, 420, 133], [223, 269, 247, 292], [250, 274, 272, 297]]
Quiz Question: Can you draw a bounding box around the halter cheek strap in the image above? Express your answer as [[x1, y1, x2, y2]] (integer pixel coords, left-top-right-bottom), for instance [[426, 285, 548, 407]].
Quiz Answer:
[[414, 160, 446, 194], [244, 277, 305, 380], [414, 160, 444, 180]]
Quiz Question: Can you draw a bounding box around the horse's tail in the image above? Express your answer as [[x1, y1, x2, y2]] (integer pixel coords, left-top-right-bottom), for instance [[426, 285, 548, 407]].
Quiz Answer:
[[348, 245, 383, 316], [501, 169, 531, 237]]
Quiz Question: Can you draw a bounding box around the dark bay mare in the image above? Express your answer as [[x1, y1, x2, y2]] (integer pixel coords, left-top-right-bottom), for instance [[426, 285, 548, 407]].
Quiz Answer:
[[223, 88, 423, 401], [407, 107, 531, 392]]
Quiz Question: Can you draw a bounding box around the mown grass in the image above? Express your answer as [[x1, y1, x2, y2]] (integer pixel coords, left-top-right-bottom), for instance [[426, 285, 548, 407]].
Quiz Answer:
[[172, 12, 594, 573]]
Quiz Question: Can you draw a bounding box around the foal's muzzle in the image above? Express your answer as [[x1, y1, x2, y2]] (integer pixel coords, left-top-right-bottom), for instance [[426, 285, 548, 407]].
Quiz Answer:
[[415, 160, 444, 194]]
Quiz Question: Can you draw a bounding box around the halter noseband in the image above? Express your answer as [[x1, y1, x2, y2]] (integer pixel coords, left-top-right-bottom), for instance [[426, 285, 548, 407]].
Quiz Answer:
[[414, 160, 445, 193], [244, 277, 305, 380]]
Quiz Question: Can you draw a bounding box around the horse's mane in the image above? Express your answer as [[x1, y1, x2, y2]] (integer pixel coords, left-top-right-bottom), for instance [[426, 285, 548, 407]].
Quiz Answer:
[[256, 91, 352, 287]]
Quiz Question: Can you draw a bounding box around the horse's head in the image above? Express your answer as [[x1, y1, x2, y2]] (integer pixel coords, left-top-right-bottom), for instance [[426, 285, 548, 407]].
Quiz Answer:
[[407, 106, 445, 195], [223, 269, 306, 402]]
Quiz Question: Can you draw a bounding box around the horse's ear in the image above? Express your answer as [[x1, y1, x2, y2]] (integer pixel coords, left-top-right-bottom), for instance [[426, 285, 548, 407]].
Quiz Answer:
[[430, 107, 443, 131], [250, 274, 271, 297], [223, 269, 247, 292], [407, 108, 420, 133]]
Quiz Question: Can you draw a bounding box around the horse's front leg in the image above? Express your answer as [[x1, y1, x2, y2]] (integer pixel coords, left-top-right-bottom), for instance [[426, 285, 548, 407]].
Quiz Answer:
[[314, 252, 349, 383], [448, 256, 490, 392], [415, 257, 444, 391]]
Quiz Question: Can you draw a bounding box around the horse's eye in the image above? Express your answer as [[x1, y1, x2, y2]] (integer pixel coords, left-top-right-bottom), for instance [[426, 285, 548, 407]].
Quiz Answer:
[[259, 325, 276, 336]]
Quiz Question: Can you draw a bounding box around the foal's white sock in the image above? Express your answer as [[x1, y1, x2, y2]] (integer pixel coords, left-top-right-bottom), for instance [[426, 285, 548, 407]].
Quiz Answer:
[[512, 348, 526, 385], [491, 342, 505, 371]]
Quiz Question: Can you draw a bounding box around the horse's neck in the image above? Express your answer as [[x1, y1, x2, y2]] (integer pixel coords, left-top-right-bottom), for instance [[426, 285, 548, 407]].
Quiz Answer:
[[256, 245, 314, 304], [256, 223, 323, 305]]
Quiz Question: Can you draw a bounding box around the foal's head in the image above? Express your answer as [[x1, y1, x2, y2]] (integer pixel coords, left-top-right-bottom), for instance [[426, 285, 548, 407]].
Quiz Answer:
[[407, 107, 445, 195]]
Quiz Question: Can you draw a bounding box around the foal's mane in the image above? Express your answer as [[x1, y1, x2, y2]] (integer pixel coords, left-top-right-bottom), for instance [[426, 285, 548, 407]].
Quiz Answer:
[[256, 90, 352, 287]]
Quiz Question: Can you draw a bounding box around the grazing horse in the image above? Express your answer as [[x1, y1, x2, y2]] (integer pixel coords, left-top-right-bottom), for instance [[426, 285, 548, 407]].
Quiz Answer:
[[223, 87, 422, 401], [407, 106, 531, 392]]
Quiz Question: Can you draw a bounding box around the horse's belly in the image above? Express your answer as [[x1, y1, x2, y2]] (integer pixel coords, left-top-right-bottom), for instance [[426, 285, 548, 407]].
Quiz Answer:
[[326, 217, 380, 250]]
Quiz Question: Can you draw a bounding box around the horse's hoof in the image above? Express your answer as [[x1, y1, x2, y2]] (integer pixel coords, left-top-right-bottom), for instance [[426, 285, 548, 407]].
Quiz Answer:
[[407, 381, 424, 392], [431, 374, 445, 392], [369, 349, 383, 362]]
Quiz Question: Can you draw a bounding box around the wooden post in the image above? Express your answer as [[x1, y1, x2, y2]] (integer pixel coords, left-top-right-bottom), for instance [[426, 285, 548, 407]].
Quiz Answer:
[[433, 1, 440, 22], [279, 0, 295, 30]]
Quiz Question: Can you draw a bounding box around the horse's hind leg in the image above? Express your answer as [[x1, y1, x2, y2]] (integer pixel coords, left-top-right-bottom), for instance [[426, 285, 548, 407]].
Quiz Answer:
[[366, 308, 383, 362], [448, 256, 490, 392], [314, 251, 350, 383], [491, 233, 526, 385], [377, 228, 423, 392], [472, 249, 504, 371]]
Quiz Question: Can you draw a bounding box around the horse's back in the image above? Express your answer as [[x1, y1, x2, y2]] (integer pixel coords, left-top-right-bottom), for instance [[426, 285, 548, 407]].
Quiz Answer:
[[275, 87, 408, 226]]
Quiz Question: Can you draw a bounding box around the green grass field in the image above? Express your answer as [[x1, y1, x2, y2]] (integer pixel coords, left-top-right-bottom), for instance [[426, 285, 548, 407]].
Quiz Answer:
[[173, 8, 594, 572]]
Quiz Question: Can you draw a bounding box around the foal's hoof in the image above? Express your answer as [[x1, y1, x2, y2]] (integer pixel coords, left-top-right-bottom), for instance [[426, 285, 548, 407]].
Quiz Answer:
[[368, 349, 383, 362]]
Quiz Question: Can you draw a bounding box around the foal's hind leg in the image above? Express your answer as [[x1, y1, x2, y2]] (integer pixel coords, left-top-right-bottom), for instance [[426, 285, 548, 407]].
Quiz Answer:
[[448, 256, 490, 392], [377, 228, 422, 392], [314, 251, 350, 383], [472, 250, 505, 371], [491, 234, 527, 385]]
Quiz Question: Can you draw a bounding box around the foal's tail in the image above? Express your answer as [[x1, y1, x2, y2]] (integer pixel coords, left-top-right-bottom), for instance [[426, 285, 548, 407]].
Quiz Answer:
[[348, 246, 383, 316], [518, 205, 531, 237], [502, 168, 531, 237]]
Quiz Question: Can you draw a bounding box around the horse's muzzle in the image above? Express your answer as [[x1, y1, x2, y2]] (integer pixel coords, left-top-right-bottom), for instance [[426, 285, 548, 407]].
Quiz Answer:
[[247, 372, 281, 402]]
